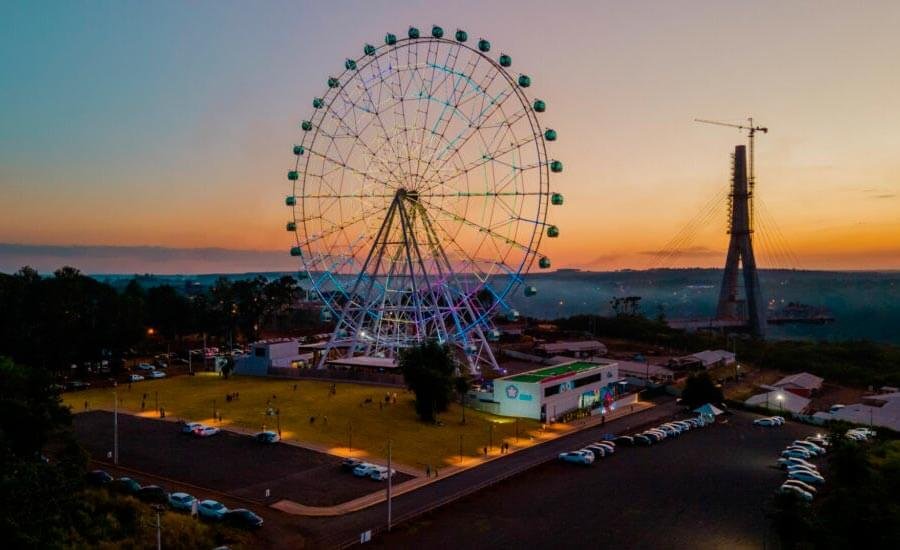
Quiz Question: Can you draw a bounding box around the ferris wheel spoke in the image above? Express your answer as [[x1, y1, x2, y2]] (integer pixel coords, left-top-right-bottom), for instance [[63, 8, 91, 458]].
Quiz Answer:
[[417, 196, 533, 254], [420, 133, 538, 194], [306, 147, 394, 190]]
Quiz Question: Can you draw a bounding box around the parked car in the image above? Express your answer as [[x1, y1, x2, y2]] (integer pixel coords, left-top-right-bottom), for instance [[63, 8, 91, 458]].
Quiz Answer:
[[778, 484, 814, 502], [181, 422, 205, 434], [254, 431, 280, 444], [194, 426, 220, 437], [782, 449, 812, 459], [111, 477, 142, 495], [634, 434, 652, 446], [792, 440, 825, 455], [66, 380, 91, 391], [223, 508, 263, 529], [788, 470, 825, 485], [596, 442, 615, 454], [786, 466, 820, 477], [198, 499, 228, 520], [154, 361, 168, 369], [783, 479, 818, 494], [127, 374, 145, 382], [370, 467, 397, 481], [148, 370, 166, 379], [778, 457, 816, 469], [582, 445, 607, 459], [341, 457, 364, 472], [86, 469, 113, 485], [648, 429, 667, 439], [137, 485, 168, 504], [614, 436, 634, 446], [558, 451, 594, 465], [643, 431, 662, 443], [168, 492, 197, 511], [771, 416, 786, 425], [754, 417, 777, 427], [137, 363, 155, 371], [352, 463, 380, 477]]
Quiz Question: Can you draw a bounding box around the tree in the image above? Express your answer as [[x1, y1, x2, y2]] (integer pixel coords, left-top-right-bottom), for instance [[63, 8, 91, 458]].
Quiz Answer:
[[680, 371, 723, 408], [399, 341, 457, 422], [0, 356, 88, 547]]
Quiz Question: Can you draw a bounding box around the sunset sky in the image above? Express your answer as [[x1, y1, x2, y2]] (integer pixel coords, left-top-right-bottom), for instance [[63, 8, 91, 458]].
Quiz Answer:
[[2, 1, 899, 273]]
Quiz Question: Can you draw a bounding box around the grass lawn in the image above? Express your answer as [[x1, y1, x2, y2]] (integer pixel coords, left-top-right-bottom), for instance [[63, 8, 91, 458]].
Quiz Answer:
[[63, 374, 540, 470]]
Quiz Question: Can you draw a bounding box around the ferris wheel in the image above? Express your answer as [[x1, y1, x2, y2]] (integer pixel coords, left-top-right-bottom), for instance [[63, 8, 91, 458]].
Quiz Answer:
[[285, 25, 564, 373]]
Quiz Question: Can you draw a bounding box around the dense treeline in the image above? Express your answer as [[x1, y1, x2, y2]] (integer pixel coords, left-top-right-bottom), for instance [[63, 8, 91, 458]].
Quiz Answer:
[[768, 425, 900, 548], [555, 314, 900, 387], [0, 266, 304, 375]]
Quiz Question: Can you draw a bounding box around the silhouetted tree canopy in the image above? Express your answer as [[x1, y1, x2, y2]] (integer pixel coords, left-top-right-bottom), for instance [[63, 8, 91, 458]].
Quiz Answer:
[[399, 341, 457, 422]]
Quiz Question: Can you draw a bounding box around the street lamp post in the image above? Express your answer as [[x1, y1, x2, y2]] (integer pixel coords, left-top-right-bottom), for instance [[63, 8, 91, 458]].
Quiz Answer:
[[113, 382, 119, 465], [387, 439, 392, 531], [276, 408, 281, 437], [151, 504, 164, 550], [459, 434, 463, 464], [489, 423, 494, 451]]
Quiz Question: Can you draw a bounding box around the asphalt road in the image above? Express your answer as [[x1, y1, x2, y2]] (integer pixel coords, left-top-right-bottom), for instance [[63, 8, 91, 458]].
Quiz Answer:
[[370, 411, 819, 550]]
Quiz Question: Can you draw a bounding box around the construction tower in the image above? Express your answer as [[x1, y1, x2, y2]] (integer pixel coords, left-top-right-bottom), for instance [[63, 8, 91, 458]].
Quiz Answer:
[[716, 145, 766, 337]]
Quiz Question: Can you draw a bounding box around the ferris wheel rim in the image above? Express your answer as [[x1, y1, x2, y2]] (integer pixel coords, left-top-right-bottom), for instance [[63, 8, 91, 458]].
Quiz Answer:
[[287, 29, 557, 333]]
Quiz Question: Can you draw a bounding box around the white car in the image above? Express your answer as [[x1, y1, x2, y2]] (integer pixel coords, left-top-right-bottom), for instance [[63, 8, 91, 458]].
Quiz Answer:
[[558, 451, 594, 465], [778, 484, 814, 502], [370, 467, 397, 481], [788, 470, 825, 485], [181, 422, 204, 434], [595, 442, 615, 454], [673, 421, 692, 431], [753, 417, 777, 427], [783, 479, 818, 494], [778, 457, 816, 470], [353, 463, 380, 477], [583, 445, 607, 459], [771, 416, 786, 425], [148, 371, 166, 379], [197, 499, 228, 520], [792, 441, 825, 455], [137, 363, 155, 371], [786, 466, 820, 477], [648, 429, 667, 439], [168, 492, 197, 511], [782, 449, 812, 459], [127, 374, 145, 382], [806, 435, 830, 447], [194, 426, 220, 437]]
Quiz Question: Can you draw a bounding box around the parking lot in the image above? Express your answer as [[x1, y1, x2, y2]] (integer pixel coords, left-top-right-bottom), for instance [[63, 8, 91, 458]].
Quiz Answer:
[[373, 411, 818, 549], [73, 411, 411, 507]]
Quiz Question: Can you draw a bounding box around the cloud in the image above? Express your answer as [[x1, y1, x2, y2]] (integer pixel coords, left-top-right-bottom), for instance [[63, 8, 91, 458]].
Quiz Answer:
[[638, 245, 721, 257], [0, 244, 298, 275], [872, 194, 896, 199]]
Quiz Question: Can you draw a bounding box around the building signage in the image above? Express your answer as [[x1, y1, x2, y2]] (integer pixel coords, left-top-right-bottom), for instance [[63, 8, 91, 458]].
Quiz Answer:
[[505, 384, 519, 399]]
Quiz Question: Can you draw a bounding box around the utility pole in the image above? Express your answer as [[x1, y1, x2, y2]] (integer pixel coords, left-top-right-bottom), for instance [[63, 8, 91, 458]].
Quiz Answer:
[[387, 439, 393, 531], [113, 382, 119, 465]]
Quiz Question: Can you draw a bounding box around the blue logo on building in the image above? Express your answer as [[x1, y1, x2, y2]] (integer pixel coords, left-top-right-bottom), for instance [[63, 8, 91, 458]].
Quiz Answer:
[[505, 384, 519, 399]]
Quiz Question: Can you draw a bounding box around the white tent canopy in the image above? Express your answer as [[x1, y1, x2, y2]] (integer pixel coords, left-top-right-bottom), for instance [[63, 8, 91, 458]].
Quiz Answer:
[[694, 403, 724, 416]]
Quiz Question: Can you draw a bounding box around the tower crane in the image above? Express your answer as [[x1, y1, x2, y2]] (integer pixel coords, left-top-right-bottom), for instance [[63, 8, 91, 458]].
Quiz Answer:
[[695, 117, 768, 229]]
